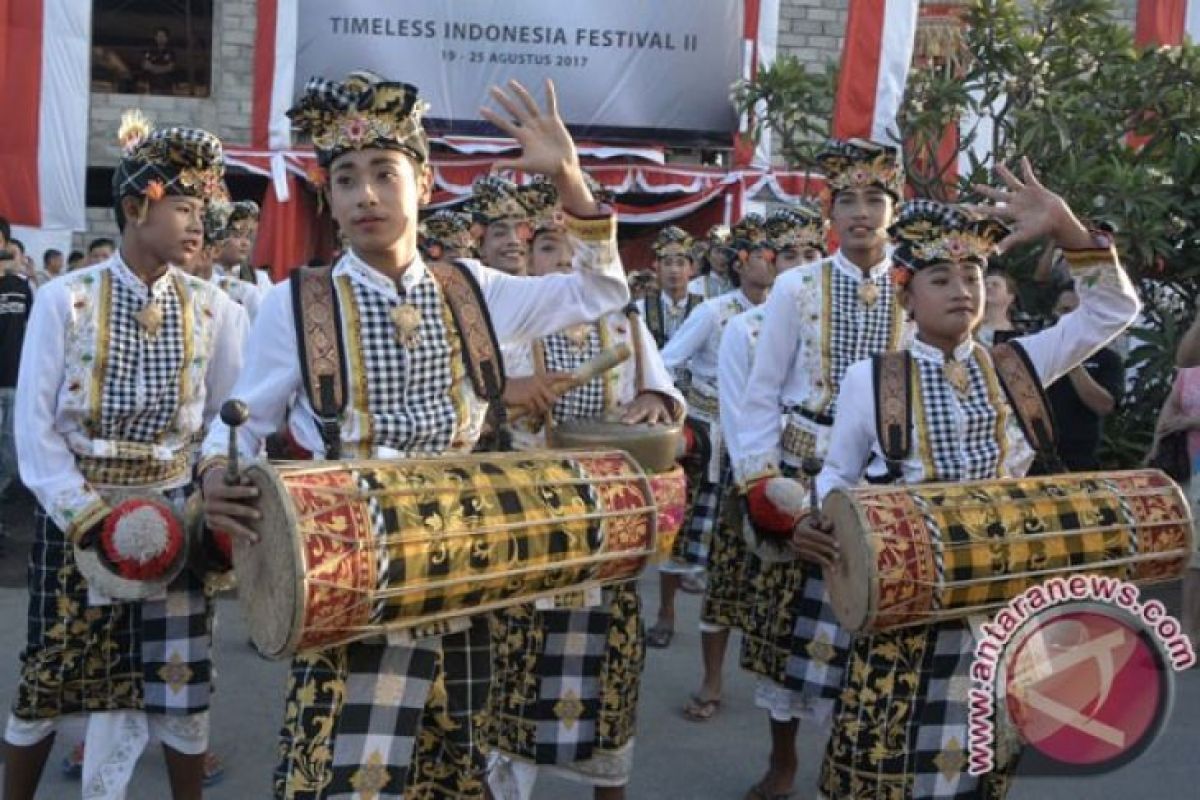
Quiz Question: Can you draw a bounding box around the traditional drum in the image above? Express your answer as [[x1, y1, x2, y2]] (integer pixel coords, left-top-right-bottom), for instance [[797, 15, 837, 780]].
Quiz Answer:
[[234, 449, 685, 658], [824, 470, 1194, 633], [547, 414, 687, 559]]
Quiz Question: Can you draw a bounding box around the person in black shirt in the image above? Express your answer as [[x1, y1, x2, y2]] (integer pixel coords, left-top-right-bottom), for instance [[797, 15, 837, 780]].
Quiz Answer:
[[1043, 287, 1125, 470], [141, 27, 176, 94], [0, 218, 35, 518]]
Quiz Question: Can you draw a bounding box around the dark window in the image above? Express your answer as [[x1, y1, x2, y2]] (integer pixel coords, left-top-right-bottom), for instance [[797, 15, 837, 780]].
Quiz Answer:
[[92, 0, 213, 97]]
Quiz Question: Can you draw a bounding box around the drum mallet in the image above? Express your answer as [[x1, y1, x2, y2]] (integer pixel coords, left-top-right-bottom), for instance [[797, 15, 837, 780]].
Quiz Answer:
[[801, 457, 823, 512], [220, 399, 250, 485], [568, 343, 631, 389]]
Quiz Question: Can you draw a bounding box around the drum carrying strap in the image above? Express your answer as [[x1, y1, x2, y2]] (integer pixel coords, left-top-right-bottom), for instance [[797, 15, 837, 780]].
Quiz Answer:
[[291, 266, 348, 459], [871, 341, 1062, 480], [290, 261, 508, 458]]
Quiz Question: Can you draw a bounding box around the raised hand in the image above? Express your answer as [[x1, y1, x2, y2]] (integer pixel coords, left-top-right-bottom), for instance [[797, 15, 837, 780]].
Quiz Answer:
[[967, 157, 1094, 253], [481, 79, 578, 180], [480, 79, 598, 217]]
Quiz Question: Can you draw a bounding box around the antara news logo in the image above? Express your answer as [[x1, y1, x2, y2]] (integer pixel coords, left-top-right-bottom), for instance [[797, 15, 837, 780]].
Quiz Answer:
[[967, 573, 1195, 776]]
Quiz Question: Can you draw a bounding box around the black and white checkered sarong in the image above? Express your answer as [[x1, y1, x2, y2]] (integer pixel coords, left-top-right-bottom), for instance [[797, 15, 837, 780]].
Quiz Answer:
[[12, 505, 212, 721], [275, 620, 492, 800]]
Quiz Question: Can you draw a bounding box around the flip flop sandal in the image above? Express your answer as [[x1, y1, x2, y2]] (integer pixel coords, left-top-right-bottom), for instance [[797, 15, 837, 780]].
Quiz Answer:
[[646, 623, 674, 648], [682, 694, 721, 722], [203, 752, 227, 788], [743, 781, 794, 800]]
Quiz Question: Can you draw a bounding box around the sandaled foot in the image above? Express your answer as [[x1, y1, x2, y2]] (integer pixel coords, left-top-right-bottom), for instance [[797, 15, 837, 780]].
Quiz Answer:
[[646, 622, 674, 648], [743, 780, 794, 800], [682, 693, 721, 722], [203, 752, 226, 787]]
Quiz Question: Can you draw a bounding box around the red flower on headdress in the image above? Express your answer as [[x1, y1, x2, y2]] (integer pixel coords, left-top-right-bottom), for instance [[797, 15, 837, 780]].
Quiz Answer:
[[890, 266, 913, 287], [145, 180, 166, 201], [516, 221, 533, 242], [761, 249, 776, 264], [340, 114, 371, 146], [306, 165, 328, 189]]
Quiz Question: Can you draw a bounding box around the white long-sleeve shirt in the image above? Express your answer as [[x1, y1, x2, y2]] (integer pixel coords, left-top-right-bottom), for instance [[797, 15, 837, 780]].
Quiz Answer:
[[816, 245, 1140, 500], [16, 254, 248, 539], [717, 306, 770, 471], [733, 250, 907, 483], [660, 290, 756, 419], [202, 217, 629, 463]]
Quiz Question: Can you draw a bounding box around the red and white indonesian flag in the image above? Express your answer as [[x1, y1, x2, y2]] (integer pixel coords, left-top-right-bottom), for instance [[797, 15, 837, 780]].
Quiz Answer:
[[0, 0, 90, 247], [1136, 0, 1200, 46], [831, 0, 919, 143]]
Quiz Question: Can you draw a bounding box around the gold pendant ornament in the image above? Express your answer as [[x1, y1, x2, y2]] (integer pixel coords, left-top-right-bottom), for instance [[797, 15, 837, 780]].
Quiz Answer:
[[564, 323, 591, 351], [134, 301, 163, 336], [390, 303, 422, 348], [944, 359, 971, 398], [858, 280, 880, 307]]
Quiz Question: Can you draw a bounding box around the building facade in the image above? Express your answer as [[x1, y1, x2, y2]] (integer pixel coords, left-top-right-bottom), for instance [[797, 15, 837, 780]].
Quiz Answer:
[[77, 0, 1139, 247]]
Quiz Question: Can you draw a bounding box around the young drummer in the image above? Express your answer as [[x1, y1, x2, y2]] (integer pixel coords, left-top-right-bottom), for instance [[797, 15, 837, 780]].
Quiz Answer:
[[487, 178, 684, 800], [200, 71, 630, 800], [205, 200, 265, 321], [688, 224, 736, 299], [4, 113, 247, 800], [419, 209, 478, 263], [685, 204, 829, 721], [466, 174, 533, 276], [638, 226, 704, 348], [647, 213, 774, 651], [731, 139, 909, 800], [808, 161, 1139, 798]]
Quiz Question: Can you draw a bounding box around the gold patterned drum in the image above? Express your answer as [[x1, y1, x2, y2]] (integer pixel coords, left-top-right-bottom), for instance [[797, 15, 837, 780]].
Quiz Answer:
[[233, 450, 686, 658], [547, 415, 686, 559], [824, 470, 1194, 633]]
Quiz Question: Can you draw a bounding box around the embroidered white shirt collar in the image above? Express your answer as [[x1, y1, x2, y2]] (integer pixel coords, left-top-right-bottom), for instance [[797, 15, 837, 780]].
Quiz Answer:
[[910, 337, 977, 365], [339, 248, 429, 300], [832, 249, 891, 282]]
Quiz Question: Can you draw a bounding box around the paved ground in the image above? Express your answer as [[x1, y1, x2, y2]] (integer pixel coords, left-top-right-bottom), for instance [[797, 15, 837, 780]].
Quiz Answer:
[[0, 489, 1197, 798]]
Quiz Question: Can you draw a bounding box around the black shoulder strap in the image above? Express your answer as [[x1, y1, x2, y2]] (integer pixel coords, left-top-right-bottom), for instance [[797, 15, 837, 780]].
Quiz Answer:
[[872, 351, 911, 480], [290, 266, 347, 459], [433, 260, 506, 400], [991, 341, 1062, 470], [686, 292, 704, 315], [644, 292, 666, 347]]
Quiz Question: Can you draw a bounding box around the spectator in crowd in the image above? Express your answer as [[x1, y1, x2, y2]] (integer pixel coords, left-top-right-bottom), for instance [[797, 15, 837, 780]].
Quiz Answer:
[[141, 27, 177, 93], [1166, 310, 1200, 645], [92, 46, 134, 93], [66, 250, 84, 271], [36, 249, 63, 286], [5, 239, 36, 284], [1041, 287, 1125, 471], [977, 267, 1024, 345], [85, 237, 115, 266], [0, 217, 35, 550]]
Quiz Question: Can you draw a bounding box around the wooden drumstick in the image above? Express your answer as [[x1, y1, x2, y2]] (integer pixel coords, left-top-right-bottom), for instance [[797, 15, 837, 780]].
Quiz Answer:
[[567, 344, 631, 389], [509, 345, 631, 422]]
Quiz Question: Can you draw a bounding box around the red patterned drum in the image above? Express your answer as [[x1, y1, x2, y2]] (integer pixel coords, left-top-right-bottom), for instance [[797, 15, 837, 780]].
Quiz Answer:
[[824, 470, 1193, 633], [234, 450, 686, 658]]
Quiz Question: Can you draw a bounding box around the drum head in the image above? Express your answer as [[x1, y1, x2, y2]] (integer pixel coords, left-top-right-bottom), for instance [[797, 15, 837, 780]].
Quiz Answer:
[[232, 464, 303, 660], [549, 415, 682, 473], [822, 489, 875, 633]]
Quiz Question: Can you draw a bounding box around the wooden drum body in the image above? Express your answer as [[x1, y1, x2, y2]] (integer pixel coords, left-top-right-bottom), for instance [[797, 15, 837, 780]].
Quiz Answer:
[[235, 450, 685, 658], [824, 470, 1193, 634]]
